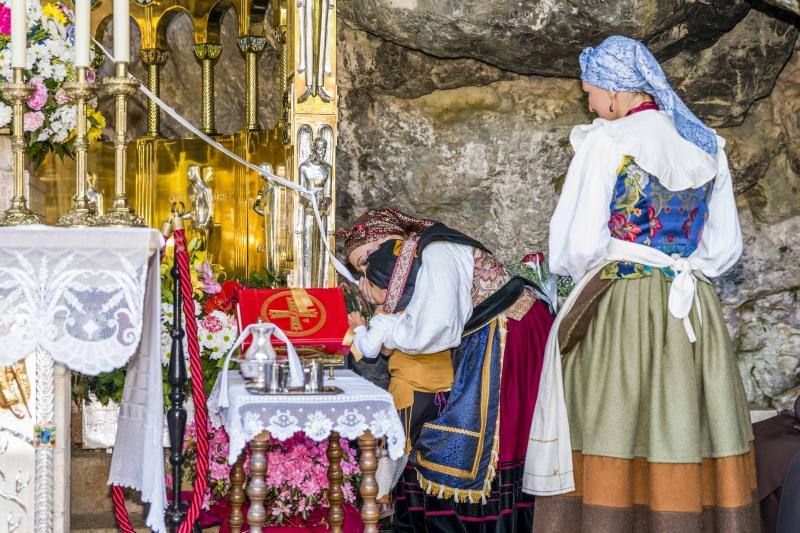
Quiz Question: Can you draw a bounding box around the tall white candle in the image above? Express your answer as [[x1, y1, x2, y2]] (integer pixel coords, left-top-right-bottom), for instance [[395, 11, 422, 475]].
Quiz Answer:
[[113, 0, 129, 62], [10, 0, 26, 69], [74, 0, 90, 67]]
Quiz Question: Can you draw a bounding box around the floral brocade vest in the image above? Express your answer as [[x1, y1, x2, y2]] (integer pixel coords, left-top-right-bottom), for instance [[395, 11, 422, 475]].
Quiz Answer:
[[604, 156, 713, 279]]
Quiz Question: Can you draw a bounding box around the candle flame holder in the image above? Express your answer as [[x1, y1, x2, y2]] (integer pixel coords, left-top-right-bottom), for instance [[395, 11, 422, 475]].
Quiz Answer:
[[57, 66, 99, 227], [0, 68, 42, 226], [99, 62, 145, 227]]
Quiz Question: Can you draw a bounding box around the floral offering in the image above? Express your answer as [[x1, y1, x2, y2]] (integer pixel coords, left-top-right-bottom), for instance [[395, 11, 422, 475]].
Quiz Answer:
[[0, 0, 106, 164]]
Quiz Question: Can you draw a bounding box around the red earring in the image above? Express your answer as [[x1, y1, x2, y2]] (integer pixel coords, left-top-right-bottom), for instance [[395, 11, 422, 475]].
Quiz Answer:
[[609, 103, 614, 113]]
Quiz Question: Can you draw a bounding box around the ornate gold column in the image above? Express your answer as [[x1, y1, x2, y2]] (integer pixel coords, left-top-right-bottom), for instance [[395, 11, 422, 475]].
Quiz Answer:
[[193, 43, 222, 135], [140, 48, 169, 138], [238, 36, 266, 131]]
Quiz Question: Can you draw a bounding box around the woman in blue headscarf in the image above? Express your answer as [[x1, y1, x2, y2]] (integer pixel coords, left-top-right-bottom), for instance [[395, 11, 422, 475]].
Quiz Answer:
[[522, 36, 758, 532]]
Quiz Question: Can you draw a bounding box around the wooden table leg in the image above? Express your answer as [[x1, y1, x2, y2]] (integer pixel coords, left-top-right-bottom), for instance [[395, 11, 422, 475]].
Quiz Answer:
[[246, 431, 270, 533], [228, 451, 246, 533], [327, 431, 345, 533], [357, 430, 380, 533]]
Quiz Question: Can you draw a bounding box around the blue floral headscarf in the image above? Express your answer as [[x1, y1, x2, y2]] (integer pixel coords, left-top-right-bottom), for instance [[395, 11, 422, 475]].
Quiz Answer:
[[580, 36, 717, 157]]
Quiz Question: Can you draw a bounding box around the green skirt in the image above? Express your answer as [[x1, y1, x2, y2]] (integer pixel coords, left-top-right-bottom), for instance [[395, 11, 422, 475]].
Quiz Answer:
[[534, 270, 759, 533]]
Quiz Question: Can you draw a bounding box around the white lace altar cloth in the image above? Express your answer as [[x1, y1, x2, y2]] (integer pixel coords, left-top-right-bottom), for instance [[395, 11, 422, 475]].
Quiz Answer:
[[0, 225, 167, 533], [209, 370, 406, 463], [0, 225, 156, 373]]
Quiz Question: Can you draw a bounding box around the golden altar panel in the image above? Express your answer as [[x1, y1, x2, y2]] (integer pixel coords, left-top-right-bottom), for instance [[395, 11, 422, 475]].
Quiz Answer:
[[41, 0, 339, 284]]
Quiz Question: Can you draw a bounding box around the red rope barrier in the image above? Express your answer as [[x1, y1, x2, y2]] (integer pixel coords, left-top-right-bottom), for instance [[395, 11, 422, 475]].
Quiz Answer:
[[112, 484, 137, 533], [173, 228, 210, 533], [112, 227, 211, 533]]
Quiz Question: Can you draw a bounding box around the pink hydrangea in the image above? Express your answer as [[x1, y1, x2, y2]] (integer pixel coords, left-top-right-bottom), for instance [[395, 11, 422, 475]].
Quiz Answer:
[[27, 77, 48, 111], [0, 5, 11, 35], [23, 111, 44, 132], [209, 459, 230, 480]]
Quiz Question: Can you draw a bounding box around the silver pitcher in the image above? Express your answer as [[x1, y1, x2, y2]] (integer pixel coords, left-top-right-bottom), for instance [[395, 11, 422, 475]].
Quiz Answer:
[[238, 322, 277, 390]]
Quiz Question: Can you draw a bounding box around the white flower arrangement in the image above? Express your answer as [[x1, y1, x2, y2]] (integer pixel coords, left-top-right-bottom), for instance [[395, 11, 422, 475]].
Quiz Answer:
[[0, 0, 106, 164]]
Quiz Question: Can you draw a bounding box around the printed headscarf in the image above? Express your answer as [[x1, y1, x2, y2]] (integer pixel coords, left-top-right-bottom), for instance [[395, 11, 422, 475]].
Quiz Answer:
[[580, 35, 717, 157], [338, 208, 435, 257]]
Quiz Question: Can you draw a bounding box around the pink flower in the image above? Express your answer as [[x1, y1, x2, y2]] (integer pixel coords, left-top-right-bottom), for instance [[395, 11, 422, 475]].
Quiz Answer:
[[23, 111, 44, 132], [201, 314, 223, 333], [522, 252, 544, 265], [196, 260, 221, 294], [648, 205, 662, 239], [209, 460, 230, 480], [27, 77, 48, 111], [0, 5, 11, 35], [55, 89, 71, 105]]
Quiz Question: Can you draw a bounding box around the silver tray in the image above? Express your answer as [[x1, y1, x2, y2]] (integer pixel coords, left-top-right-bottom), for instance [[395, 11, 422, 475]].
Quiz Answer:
[[243, 384, 344, 396]]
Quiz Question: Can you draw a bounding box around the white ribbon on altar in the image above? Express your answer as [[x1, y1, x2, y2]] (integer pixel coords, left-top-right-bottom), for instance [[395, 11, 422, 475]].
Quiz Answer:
[[92, 39, 357, 285]]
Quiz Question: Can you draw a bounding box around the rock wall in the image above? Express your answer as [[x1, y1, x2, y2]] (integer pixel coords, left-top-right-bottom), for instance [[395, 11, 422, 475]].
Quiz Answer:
[[98, 2, 800, 409], [334, 1, 800, 410]]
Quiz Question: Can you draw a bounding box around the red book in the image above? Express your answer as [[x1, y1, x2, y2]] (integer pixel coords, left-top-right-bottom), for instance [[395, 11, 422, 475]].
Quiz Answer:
[[236, 288, 351, 356]]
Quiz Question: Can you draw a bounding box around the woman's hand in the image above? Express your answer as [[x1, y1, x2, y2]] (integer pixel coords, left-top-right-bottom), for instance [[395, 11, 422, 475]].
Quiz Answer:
[[348, 311, 367, 330], [358, 276, 378, 305]]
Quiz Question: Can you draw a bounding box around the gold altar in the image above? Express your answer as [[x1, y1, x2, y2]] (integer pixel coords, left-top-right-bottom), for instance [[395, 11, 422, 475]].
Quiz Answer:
[[40, 0, 339, 284]]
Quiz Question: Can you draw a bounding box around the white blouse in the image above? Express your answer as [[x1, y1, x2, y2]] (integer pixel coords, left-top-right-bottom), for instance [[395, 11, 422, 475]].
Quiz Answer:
[[548, 110, 742, 281], [352, 241, 475, 356]]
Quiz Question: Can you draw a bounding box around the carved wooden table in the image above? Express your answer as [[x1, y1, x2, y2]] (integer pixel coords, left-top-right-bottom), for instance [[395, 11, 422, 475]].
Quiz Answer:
[[210, 370, 406, 533]]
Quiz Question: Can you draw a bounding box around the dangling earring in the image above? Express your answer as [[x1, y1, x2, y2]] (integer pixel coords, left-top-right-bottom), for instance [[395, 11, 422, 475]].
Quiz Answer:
[[609, 103, 614, 113]]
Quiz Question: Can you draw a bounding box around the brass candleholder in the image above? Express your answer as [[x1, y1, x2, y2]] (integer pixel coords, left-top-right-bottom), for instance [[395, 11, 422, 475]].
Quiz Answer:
[[57, 66, 99, 227], [100, 62, 145, 227], [0, 68, 42, 226]]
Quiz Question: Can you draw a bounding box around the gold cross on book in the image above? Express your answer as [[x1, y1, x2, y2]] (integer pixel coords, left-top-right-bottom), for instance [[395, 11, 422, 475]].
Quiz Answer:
[[268, 297, 319, 332]]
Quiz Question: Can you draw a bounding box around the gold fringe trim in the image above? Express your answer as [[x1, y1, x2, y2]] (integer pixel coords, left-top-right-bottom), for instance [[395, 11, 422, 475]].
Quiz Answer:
[[415, 317, 506, 503]]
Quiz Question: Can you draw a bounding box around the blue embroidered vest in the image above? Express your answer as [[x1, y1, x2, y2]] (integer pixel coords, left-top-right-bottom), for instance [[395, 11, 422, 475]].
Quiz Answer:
[[604, 157, 713, 279]]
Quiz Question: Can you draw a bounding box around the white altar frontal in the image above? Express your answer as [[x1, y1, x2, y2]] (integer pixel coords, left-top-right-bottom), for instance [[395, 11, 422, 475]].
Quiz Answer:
[[0, 226, 162, 532]]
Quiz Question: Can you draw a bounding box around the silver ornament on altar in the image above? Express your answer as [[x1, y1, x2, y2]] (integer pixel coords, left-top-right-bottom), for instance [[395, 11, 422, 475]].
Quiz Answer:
[[236, 322, 342, 396], [296, 125, 334, 288], [238, 322, 278, 391]]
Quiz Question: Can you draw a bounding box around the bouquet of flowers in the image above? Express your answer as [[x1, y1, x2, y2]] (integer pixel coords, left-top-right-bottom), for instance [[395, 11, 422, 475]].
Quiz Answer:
[[264, 433, 360, 525], [0, 0, 106, 164], [509, 252, 575, 308], [167, 419, 239, 513], [159, 236, 240, 400], [172, 425, 361, 528]]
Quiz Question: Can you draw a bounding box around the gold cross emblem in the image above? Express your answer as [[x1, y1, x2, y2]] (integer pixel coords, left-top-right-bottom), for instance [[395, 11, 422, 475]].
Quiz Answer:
[[268, 297, 319, 332]]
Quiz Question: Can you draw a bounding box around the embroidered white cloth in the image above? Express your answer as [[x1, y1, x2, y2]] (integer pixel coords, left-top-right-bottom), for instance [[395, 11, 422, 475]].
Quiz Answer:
[[0, 225, 167, 533], [209, 370, 406, 463], [0, 225, 159, 372]]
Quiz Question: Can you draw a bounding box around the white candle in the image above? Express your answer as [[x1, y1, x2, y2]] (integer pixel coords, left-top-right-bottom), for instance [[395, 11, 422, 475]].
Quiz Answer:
[[113, 0, 129, 62], [10, 0, 26, 69], [74, 0, 90, 68]]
